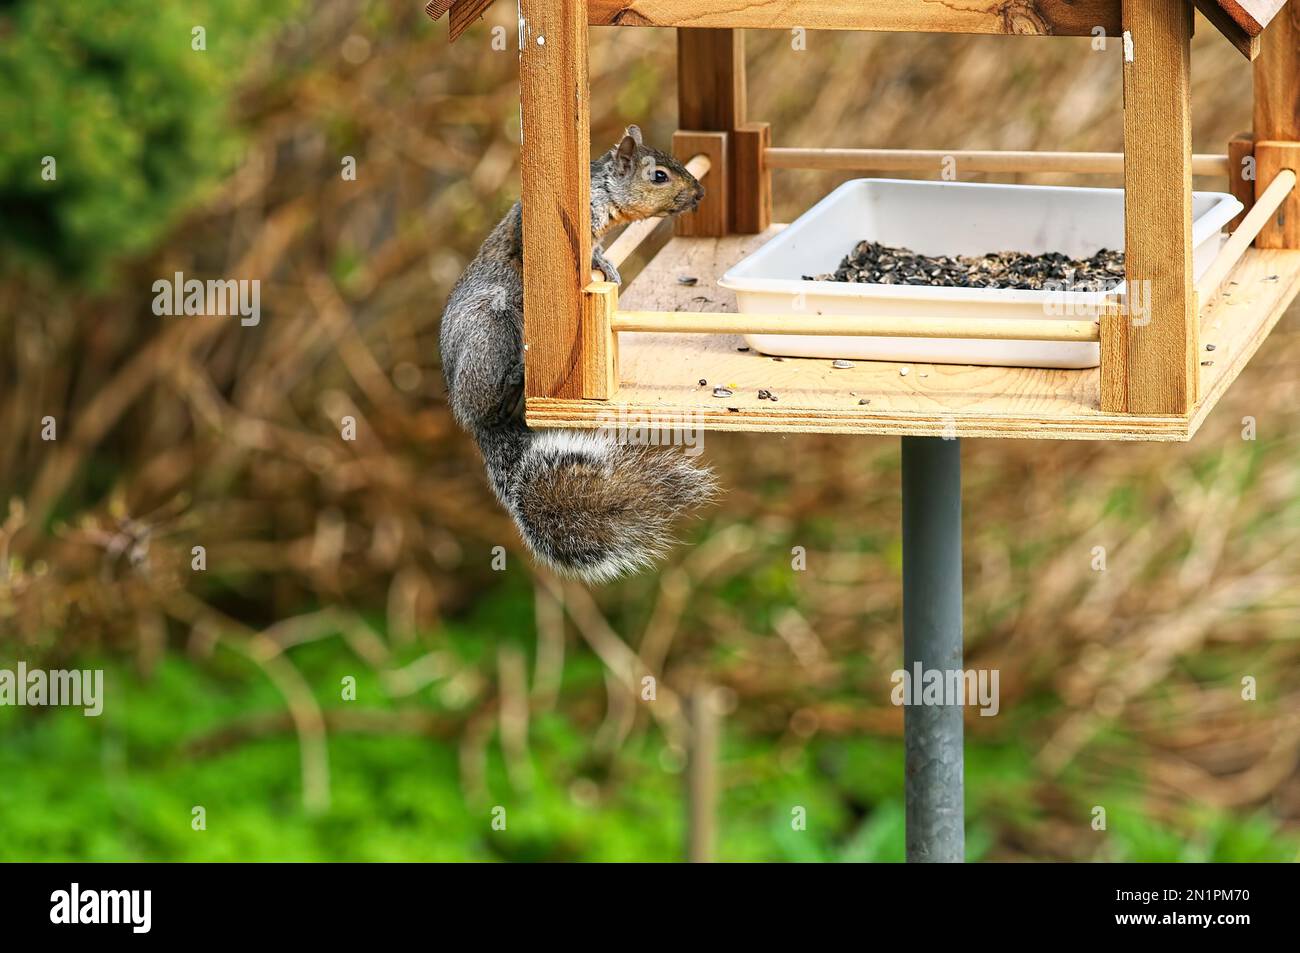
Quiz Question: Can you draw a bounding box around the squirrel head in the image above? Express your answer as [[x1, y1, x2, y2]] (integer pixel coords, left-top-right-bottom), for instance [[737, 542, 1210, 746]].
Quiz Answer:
[[599, 125, 705, 220]]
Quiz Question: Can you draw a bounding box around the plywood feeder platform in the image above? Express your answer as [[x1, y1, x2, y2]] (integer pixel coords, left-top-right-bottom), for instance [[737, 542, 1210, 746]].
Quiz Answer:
[[432, 0, 1300, 862]]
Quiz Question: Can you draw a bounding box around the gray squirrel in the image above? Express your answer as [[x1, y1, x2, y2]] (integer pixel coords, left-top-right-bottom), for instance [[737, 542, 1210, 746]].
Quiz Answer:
[[440, 126, 716, 583]]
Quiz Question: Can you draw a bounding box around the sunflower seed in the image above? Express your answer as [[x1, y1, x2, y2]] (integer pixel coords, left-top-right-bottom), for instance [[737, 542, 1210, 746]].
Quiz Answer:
[[805, 240, 1125, 291]]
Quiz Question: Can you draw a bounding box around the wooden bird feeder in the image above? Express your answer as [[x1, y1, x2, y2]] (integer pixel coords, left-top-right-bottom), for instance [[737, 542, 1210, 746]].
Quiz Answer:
[[433, 0, 1300, 442], [432, 1, 1300, 863]]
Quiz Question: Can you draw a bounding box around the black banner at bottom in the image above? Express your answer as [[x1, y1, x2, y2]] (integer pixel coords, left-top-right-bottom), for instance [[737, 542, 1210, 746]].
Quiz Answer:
[[0, 860, 1282, 940]]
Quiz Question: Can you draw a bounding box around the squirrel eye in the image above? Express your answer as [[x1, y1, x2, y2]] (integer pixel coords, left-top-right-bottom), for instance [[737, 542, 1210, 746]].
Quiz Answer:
[[653, 169, 669, 183]]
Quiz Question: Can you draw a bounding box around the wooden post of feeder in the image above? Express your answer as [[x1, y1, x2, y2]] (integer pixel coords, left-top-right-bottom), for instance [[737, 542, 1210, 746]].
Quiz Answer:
[[673, 131, 730, 237], [1227, 132, 1255, 231], [519, 0, 592, 402], [1102, 0, 1197, 416], [675, 28, 770, 235], [1254, 6, 1300, 249]]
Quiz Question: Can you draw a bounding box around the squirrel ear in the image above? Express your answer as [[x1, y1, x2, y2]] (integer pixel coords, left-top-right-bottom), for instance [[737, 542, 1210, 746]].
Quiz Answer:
[[613, 132, 638, 175], [624, 124, 643, 146]]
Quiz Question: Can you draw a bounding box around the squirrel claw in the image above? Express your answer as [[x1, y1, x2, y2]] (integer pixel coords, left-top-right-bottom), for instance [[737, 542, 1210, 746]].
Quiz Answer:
[[592, 252, 621, 286]]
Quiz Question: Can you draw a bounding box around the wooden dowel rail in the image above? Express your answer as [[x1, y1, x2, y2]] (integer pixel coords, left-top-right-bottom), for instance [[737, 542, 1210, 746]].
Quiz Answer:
[[611, 311, 1101, 343], [591, 154, 712, 280], [766, 147, 1230, 177], [1196, 168, 1297, 301]]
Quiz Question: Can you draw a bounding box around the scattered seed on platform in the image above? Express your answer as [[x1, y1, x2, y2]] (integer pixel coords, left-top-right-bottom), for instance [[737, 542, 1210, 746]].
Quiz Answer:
[[1201, 360, 1215, 367], [737, 346, 750, 352], [698, 379, 708, 387], [772, 356, 785, 362], [858, 398, 871, 405], [757, 389, 772, 400], [712, 387, 733, 398], [1205, 344, 1216, 351], [677, 275, 699, 286], [900, 367, 910, 376], [832, 359, 854, 369]]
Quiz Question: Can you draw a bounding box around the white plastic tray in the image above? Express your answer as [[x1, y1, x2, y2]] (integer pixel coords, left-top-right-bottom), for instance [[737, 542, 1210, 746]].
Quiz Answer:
[[717, 178, 1243, 369]]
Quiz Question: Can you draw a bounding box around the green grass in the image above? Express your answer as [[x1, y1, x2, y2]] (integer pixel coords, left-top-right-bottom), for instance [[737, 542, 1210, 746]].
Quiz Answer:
[[3, 602, 1295, 861]]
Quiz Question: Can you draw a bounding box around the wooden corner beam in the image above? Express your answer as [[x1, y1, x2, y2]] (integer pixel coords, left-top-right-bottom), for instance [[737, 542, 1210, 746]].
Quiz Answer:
[[673, 132, 728, 237], [520, 0, 592, 401], [1254, 142, 1300, 247], [1227, 131, 1256, 230], [1102, 0, 1196, 416], [1254, 4, 1300, 248], [582, 282, 619, 399], [675, 28, 769, 235]]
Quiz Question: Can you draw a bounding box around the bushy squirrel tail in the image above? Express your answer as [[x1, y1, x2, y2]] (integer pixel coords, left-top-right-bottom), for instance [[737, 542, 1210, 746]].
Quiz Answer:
[[478, 426, 717, 584]]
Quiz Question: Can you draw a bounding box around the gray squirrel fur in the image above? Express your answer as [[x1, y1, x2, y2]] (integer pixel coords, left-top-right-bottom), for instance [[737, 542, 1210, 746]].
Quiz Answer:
[[440, 126, 716, 583]]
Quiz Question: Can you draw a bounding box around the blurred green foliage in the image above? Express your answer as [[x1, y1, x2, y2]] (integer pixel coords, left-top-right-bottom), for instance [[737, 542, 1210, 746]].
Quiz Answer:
[[0, 0, 296, 284], [2, 575, 1295, 862]]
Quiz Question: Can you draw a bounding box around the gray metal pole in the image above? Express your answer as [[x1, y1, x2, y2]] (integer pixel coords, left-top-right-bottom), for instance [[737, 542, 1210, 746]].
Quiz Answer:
[[901, 436, 965, 863]]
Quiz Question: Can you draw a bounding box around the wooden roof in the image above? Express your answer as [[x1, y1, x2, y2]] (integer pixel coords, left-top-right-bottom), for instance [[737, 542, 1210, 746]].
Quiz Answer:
[[1194, 0, 1289, 58], [429, 2, 1290, 58], [1214, 0, 1288, 35]]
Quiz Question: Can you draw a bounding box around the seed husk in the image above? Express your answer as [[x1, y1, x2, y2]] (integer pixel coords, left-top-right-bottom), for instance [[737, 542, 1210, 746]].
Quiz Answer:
[[712, 386, 734, 398]]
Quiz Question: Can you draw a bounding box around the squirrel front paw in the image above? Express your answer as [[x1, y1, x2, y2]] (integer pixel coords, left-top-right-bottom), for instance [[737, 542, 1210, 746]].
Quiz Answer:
[[592, 251, 621, 286]]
